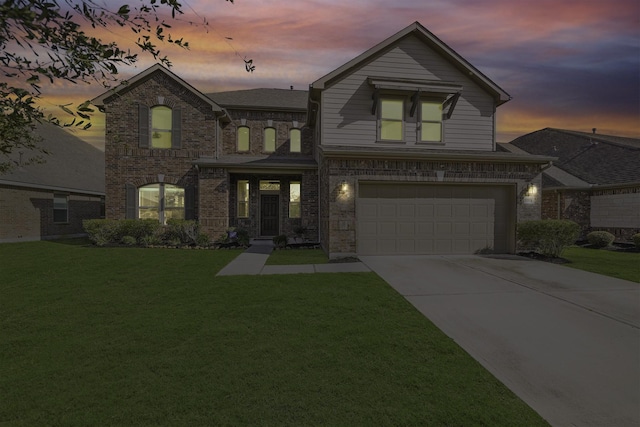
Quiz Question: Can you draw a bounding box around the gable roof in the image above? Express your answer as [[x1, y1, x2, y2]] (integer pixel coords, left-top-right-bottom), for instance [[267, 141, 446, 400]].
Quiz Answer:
[[91, 63, 226, 114], [310, 21, 510, 105], [207, 89, 308, 112], [0, 123, 105, 194], [509, 128, 640, 186]]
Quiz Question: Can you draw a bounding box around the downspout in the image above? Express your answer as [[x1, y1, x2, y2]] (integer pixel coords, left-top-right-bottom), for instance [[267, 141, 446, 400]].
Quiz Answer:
[[308, 94, 322, 249]]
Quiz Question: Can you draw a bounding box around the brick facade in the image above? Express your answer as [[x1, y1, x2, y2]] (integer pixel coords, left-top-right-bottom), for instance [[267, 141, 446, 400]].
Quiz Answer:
[[320, 157, 542, 257], [0, 185, 103, 242], [543, 186, 640, 241]]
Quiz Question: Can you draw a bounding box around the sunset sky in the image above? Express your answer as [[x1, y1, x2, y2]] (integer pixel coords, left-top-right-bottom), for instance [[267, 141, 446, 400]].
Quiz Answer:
[[32, 0, 640, 149]]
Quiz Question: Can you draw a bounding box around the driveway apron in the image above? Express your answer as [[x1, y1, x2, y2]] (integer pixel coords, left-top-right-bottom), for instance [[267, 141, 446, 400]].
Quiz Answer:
[[360, 255, 640, 427]]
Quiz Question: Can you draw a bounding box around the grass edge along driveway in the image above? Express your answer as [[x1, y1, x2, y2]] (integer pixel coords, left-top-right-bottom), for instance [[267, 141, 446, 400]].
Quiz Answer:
[[1, 241, 547, 426]]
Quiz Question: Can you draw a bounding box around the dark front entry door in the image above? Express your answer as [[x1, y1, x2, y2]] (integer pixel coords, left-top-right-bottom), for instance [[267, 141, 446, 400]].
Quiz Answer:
[[261, 194, 279, 236]]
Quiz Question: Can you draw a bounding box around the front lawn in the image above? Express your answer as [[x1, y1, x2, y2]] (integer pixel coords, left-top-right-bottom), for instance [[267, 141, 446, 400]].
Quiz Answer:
[[1, 240, 547, 426], [563, 246, 640, 282]]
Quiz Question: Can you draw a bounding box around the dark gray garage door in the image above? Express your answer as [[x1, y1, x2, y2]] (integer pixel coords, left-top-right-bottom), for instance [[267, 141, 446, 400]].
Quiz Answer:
[[357, 183, 516, 255]]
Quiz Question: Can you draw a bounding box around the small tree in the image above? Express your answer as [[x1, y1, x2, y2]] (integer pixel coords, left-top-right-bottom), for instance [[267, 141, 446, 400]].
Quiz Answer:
[[517, 220, 580, 258]]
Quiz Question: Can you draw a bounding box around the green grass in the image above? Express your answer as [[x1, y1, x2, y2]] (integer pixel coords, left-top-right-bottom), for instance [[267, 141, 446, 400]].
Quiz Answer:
[[1, 240, 547, 426], [562, 246, 640, 282], [266, 248, 329, 265]]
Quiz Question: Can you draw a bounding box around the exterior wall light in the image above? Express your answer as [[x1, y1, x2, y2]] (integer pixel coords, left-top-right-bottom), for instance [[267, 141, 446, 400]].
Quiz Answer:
[[527, 183, 538, 196]]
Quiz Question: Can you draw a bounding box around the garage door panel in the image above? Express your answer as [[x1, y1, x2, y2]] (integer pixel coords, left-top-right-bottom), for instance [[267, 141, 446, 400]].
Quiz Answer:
[[357, 183, 514, 255]]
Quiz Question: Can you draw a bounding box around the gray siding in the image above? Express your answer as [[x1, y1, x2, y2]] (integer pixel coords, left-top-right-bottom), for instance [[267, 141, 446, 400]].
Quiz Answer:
[[321, 35, 496, 151]]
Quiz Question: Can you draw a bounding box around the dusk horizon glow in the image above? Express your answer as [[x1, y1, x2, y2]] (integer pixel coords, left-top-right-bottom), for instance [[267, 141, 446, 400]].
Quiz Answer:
[[29, 0, 639, 149]]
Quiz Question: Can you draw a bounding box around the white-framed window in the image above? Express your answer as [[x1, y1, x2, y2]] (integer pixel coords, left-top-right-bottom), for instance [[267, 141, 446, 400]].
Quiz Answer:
[[238, 126, 250, 152], [264, 127, 276, 152], [289, 181, 301, 218], [150, 105, 173, 148], [289, 128, 301, 152], [420, 100, 443, 143], [53, 193, 69, 223], [379, 98, 404, 141], [237, 180, 249, 218], [138, 184, 184, 224]]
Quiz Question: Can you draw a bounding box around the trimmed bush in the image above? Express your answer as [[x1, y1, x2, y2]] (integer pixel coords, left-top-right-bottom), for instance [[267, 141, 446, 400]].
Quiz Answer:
[[119, 219, 161, 241], [196, 233, 211, 247], [273, 234, 288, 248], [83, 219, 120, 246], [586, 231, 615, 248], [165, 219, 199, 245], [633, 233, 640, 249], [121, 235, 137, 246], [517, 219, 580, 258]]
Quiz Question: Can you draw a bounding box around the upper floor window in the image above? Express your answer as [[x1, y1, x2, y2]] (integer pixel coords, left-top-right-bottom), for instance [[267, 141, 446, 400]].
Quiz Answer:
[[151, 106, 172, 148], [264, 127, 276, 153], [238, 126, 250, 152], [53, 193, 69, 223], [379, 98, 404, 141], [289, 128, 301, 152], [237, 180, 249, 218], [138, 183, 184, 224], [138, 103, 181, 149], [420, 100, 443, 143]]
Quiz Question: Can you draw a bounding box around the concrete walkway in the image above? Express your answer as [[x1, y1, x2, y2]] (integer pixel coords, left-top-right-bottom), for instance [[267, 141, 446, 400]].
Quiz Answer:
[[216, 240, 370, 276]]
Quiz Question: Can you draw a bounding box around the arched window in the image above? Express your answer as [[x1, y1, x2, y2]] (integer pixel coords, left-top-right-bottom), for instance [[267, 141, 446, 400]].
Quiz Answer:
[[151, 106, 173, 148], [264, 127, 276, 152], [289, 128, 301, 152], [238, 126, 250, 152], [138, 183, 185, 224]]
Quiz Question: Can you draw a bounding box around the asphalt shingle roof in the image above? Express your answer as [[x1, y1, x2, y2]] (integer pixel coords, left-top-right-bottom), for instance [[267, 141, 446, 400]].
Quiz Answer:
[[510, 128, 640, 185], [207, 88, 308, 111], [1, 123, 105, 194]]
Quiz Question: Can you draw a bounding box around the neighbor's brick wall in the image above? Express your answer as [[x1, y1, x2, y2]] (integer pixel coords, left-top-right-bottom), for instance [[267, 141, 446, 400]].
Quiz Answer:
[[103, 70, 217, 220], [320, 157, 543, 257], [0, 185, 102, 242], [590, 186, 640, 241]]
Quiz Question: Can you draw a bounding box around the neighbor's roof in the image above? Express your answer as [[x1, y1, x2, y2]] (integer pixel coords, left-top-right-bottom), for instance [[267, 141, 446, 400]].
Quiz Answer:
[[310, 21, 511, 106], [207, 88, 308, 111], [0, 123, 105, 194], [509, 128, 640, 186]]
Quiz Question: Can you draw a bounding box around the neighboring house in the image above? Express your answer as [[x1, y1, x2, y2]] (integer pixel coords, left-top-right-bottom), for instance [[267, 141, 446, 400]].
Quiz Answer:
[[502, 128, 640, 241], [92, 22, 552, 258], [0, 123, 105, 243]]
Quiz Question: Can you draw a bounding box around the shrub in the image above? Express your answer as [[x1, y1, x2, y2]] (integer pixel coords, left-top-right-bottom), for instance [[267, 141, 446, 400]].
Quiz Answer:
[[83, 219, 120, 246], [273, 234, 288, 248], [165, 219, 199, 245], [633, 233, 640, 249], [119, 219, 161, 241], [587, 231, 615, 248], [140, 234, 163, 247], [235, 228, 250, 246], [121, 235, 137, 246], [517, 219, 580, 258], [196, 233, 211, 247]]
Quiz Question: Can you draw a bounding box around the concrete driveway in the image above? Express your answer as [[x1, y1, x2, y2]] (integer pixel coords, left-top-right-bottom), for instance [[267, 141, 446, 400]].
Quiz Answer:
[[359, 255, 640, 427]]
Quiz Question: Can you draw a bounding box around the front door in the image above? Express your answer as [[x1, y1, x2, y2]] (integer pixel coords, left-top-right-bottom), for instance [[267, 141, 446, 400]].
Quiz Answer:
[[261, 194, 279, 236]]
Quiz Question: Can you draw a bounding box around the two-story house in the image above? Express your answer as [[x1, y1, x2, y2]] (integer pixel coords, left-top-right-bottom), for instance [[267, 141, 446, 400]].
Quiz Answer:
[[92, 22, 552, 258]]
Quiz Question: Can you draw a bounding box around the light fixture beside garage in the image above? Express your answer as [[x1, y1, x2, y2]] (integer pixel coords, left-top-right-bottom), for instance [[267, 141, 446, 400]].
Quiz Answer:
[[338, 180, 350, 199]]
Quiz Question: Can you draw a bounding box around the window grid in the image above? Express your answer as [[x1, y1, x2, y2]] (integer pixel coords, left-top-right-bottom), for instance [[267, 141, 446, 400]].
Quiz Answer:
[[379, 98, 404, 141]]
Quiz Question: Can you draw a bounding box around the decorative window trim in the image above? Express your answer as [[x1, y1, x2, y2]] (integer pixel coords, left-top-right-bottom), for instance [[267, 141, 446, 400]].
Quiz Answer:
[[53, 193, 69, 223], [237, 126, 250, 152]]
